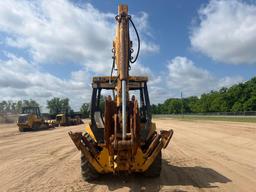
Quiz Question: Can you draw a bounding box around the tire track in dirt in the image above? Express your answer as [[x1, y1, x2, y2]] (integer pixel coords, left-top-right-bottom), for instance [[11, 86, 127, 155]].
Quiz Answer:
[[0, 119, 255, 192]]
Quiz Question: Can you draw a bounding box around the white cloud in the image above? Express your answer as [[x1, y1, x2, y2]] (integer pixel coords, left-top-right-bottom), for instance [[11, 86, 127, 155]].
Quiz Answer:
[[0, 0, 159, 73], [130, 62, 152, 77], [140, 41, 160, 54], [129, 12, 159, 55], [0, 0, 160, 110], [0, 53, 244, 109], [0, 0, 114, 73], [128, 57, 243, 104], [167, 57, 243, 96], [0, 0, 246, 109], [0, 54, 92, 111], [190, 0, 256, 64]]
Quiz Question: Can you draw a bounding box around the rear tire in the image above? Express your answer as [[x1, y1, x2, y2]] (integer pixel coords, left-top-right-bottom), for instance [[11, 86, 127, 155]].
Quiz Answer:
[[143, 151, 162, 177], [81, 153, 99, 181]]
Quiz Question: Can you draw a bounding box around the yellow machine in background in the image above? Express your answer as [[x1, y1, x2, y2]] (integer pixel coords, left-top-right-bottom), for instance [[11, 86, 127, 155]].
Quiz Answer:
[[69, 4, 173, 181], [17, 107, 49, 132], [55, 113, 83, 126], [45, 113, 83, 127]]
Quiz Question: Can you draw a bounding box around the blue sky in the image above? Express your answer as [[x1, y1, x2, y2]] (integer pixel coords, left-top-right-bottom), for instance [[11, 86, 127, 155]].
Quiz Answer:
[[0, 0, 256, 110], [90, 0, 256, 76]]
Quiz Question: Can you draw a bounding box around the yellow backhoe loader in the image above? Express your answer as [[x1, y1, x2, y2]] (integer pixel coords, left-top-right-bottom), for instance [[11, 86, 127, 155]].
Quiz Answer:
[[69, 4, 173, 180]]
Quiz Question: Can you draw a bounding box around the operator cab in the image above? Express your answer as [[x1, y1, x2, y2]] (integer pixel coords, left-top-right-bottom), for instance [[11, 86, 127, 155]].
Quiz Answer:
[[21, 107, 41, 118], [90, 76, 151, 143]]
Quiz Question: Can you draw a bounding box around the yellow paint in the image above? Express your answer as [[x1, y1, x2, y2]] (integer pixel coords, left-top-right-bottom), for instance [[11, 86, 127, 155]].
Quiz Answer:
[[84, 145, 159, 173], [80, 123, 160, 173], [17, 114, 42, 129], [81, 113, 161, 173], [133, 148, 146, 170], [87, 158, 104, 173], [96, 147, 113, 173], [85, 124, 96, 141], [140, 142, 163, 171]]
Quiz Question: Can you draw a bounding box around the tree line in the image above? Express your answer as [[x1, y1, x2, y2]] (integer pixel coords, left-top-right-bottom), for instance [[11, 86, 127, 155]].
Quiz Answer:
[[151, 77, 256, 114], [0, 98, 90, 118], [0, 100, 39, 114], [46, 97, 90, 117], [1, 77, 255, 116]]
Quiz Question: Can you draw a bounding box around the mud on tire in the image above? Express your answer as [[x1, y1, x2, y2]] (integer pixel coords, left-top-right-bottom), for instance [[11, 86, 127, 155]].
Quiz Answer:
[[81, 153, 99, 181], [143, 151, 162, 177]]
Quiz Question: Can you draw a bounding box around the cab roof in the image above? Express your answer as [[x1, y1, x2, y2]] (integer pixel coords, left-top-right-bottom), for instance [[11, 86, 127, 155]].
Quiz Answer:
[[92, 76, 148, 90]]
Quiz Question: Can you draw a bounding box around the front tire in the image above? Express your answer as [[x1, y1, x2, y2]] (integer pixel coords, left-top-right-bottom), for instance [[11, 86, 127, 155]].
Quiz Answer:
[[19, 127, 24, 132], [143, 151, 162, 177], [81, 153, 99, 181]]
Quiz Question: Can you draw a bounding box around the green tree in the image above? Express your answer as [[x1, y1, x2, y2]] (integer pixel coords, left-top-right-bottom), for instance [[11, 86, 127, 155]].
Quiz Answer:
[[47, 97, 71, 115], [22, 99, 39, 108], [16, 101, 23, 113], [231, 102, 243, 112], [0, 101, 6, 113], [169, 99, 182, 114], [149, 76, 256, 114], [243, 96, 256, 111], [199, 94, 211, 113], [80, 103, 90, 118], [0, 100, 39, 113], [187, 96, 200, 113]]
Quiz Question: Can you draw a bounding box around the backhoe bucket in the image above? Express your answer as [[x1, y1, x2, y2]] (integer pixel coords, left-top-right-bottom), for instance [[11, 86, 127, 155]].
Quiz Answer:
[[68, 128, 173, 174]]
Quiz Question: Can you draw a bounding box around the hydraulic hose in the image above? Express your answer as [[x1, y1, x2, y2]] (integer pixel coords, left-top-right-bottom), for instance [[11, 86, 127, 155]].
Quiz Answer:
[[129, 17, 140, 63]]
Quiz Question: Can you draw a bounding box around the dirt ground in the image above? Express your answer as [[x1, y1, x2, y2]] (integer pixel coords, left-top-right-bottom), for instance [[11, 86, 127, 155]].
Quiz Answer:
[[0, 118, 255, 192]]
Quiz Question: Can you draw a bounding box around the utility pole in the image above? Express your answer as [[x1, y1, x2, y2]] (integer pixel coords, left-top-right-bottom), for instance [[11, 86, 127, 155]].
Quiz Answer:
[[181, 91, 184, 118]]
